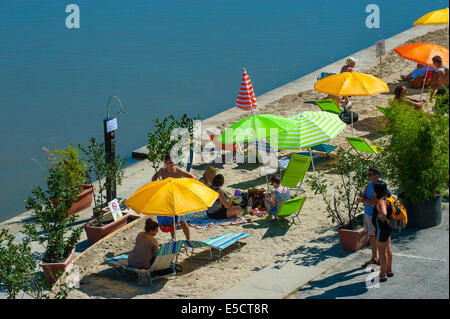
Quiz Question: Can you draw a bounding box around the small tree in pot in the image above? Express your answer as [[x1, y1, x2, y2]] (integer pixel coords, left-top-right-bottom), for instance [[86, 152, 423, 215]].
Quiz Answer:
[[307, 148, 377, 251], [376, 96, 449, 228], [78, 137, 127, 245], [23, 167, 83, 284]]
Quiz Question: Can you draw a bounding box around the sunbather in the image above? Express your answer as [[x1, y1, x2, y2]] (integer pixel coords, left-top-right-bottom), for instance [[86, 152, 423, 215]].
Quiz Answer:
[[394, 85, 425, 110], [264, 174, 291, 219], [152, 154, 193, 240], [199, 166, 217, 187], [401, 63, 435, 81], [128, 218, 159, 269], [206, 174, 242, 219]]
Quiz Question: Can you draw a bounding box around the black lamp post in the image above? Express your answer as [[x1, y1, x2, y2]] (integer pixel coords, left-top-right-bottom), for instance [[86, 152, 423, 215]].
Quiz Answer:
[[104, 96, 125, 203]]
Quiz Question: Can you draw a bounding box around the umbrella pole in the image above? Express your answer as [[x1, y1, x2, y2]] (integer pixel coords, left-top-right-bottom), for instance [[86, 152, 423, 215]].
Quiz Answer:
[[173, 216, 177, 242], [420, 65, 429, 100], [309, 148, 316, 175]]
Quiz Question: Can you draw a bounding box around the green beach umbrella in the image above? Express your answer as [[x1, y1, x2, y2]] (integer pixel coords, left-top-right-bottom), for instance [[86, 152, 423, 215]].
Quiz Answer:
[[276, 111, 346, 173], [218, 114, 297, 144]]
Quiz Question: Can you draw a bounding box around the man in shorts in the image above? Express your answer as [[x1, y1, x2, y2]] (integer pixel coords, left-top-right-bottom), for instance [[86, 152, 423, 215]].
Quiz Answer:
[[152, 154, 196, 240], [430, 55, 449, 113], [357, 167, 381, 268]]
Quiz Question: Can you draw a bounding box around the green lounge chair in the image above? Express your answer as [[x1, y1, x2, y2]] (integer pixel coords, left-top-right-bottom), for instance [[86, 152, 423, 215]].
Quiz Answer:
[[376, 105, 395, 119], [314, 99, 342, 115], [104, 240, 184, 285], [274, 197, 307, 225], [280, 153, 311, 196], [345, 137, 380, 154]]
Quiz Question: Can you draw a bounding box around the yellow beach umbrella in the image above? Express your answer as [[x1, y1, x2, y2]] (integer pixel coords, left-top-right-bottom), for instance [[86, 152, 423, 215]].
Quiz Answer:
[[314, 72, 389, 135], [314, 72, 389, 96], [413, 8, 449, 25], [125, 177, 218, 217]]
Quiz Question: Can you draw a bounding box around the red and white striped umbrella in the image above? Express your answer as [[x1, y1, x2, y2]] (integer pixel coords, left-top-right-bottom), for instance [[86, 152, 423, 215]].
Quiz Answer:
[[236, 68, 258, 111]]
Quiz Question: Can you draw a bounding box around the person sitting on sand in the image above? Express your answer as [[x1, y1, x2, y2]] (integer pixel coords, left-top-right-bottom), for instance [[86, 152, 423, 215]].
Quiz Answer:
[[401, 63, 435, 82], [430, 55, 449, 113], [199, 166, 217, 187], [206, 174, 242, 220], [264, 174, 291, 219], [152, 154, 194, 240], [128, 218, 159, 269], [340, 57, 357, 73], [394, 85, 425, 110], [339, 57, 357, 109]]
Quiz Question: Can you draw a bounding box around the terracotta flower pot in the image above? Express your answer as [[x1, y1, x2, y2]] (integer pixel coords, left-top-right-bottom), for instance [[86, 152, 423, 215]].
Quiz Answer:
[[84, 211, 130, 246], [337, 227, 368, 252], [40, 248, 75, 285], [66, 184, 94, 217]]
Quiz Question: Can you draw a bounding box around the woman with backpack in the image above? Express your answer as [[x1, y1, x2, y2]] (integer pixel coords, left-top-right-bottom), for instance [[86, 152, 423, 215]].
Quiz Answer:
[[372, 180, 396, 282]]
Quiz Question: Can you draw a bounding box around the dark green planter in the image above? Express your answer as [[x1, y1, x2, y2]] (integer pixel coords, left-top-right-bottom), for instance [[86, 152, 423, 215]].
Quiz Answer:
[[400, 194, 442, 228]]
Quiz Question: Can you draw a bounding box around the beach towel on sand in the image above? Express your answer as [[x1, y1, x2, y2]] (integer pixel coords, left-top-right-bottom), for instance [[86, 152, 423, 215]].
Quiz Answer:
[[186, 212, 247, 229]]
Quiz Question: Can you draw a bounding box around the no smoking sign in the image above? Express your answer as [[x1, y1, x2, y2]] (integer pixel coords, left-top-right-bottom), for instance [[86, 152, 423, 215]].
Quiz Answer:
[[108, 198, 123, 221], [376, 39, 385, 57]]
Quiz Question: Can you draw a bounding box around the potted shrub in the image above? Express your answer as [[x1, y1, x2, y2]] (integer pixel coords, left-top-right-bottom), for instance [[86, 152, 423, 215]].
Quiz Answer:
[[23, 167, 83, 284], [79, 137, 128, 245], [48, 145, 94, 217], [377, 96, 449, 228], [307, 148, 376, 251]]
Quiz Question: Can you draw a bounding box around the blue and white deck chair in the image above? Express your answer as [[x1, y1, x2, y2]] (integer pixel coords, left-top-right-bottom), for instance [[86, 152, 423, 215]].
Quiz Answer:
[[105, 240, 184, 285], [182, 233, 252, 260]]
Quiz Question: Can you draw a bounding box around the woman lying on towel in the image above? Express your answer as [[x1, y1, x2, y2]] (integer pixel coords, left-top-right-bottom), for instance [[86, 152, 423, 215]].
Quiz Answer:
[[128, 218, 159, 269], [206, 174, 243, 220]]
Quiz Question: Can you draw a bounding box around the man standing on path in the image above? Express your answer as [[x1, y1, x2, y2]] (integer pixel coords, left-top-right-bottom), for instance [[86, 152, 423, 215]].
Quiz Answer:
[[152, 154, 196, 240], [357, 167, 381, 268]]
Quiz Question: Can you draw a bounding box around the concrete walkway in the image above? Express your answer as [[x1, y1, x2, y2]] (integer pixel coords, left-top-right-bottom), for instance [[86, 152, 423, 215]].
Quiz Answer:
[[217, 208, 449, 299]]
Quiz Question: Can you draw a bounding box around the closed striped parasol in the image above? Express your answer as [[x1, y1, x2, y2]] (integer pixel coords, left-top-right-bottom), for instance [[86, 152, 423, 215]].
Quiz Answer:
[[236, 68, 258, 111], [277, 111, 346, 150]]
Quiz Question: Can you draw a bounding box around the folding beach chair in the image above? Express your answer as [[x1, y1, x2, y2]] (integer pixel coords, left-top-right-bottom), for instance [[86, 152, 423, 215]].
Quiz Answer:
[[309, 143, 338, 163], [280, 153, 311, 196], [376, 105, 395, 119], [182, 232, 252, 260], [274, 196, 307, 226], [314, 99, 342, 115], [345, 137, 380, 154], [105, 240, 184, 285], [317, 72, 336, 81]]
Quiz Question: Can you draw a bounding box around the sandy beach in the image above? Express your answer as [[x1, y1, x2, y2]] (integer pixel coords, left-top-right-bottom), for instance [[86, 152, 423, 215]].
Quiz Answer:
[[2, 26, 448, 299]]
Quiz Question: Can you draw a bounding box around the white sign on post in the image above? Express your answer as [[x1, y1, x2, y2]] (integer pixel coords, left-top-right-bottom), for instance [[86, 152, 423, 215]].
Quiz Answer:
[[106, 118, 118, 133], [376, 39, 385, 57], [108, 198, 123, 221]]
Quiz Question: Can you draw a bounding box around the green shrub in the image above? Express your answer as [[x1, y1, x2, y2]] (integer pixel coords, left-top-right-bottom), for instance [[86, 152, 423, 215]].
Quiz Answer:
[[377, 98, 449, 202], [147, 114, 200, 173], [24, 167, 83, 263], [78, 137, 126, 226], [0, 229, 36, 299], [52, 145, 88, 190], [307, 148, 377, 230]]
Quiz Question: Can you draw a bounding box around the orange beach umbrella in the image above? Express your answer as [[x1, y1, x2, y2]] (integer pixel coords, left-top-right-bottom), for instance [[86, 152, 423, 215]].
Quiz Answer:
[[413, 8, 449, 25], [394, 43, 449, 66]]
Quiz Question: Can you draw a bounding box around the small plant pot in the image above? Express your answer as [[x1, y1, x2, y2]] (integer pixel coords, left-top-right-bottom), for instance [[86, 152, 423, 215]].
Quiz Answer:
[[84, 211, 130, 246], [66, 184, 94, 217], [40, 248, 75, 285], [337, 227, 368, 252]]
